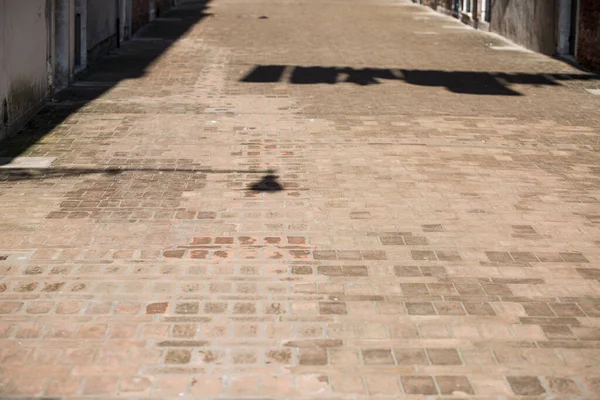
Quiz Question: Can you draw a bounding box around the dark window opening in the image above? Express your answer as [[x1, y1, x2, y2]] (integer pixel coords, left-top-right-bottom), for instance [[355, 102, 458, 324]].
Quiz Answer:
[[2, 99, 8, 127], [568, 0, 578, 55], [75, 13, 81, 66]]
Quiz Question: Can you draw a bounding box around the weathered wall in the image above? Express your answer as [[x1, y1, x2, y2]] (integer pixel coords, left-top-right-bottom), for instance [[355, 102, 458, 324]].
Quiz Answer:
[[132, 0, 150, 34], [87, 0, 118, 62], [577, 0, 600, 71], [55, 0, 76, 89], [0, 0, 49, 141], [490, 0, 557, 55], [156, 0, 173, 17]]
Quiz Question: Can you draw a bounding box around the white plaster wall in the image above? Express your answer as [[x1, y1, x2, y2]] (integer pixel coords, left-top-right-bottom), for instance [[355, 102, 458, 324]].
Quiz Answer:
[[0, 0, 50, 139]]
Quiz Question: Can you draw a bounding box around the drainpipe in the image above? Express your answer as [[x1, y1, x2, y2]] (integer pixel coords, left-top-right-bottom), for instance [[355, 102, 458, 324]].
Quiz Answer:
[[472, 0, 479, 29]]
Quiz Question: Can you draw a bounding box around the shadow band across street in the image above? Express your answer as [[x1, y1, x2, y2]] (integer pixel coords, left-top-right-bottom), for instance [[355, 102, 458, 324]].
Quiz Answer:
[[240, 65, 600, 95], [0, 165, 284, 193]]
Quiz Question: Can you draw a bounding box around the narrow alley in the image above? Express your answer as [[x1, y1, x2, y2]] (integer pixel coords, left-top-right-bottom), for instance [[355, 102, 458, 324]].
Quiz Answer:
[[1, 0, 600, 398]]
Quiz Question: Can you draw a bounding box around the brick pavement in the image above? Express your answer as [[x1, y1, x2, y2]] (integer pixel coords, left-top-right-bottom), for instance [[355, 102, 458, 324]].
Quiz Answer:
[[1, 0, 600, 399]]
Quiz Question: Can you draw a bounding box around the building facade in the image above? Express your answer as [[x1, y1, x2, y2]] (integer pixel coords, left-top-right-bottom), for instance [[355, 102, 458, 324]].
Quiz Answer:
[[0, 0, 177, 143], [0, 1, 51, 142], [577, 0, 600, 70], [413, 0, 600, 72]]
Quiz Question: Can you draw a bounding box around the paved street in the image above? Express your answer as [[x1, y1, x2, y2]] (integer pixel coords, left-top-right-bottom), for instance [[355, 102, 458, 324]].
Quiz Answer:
[[1, 0, 600, 398]]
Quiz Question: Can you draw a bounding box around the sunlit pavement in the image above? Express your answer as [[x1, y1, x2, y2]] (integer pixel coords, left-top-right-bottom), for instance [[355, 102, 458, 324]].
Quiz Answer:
[[1, 0, 600, 398]]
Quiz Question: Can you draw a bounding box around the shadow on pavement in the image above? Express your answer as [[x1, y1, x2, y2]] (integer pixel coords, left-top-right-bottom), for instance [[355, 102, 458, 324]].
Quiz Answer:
[[0, 166, 273, 182], [248, 174, 284, 192], [241, 64, 600, 95], [0, 0, 213, 166]]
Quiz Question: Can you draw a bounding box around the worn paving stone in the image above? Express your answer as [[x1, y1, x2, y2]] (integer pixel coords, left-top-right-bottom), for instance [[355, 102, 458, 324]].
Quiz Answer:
[[0, 0, 599, 398]]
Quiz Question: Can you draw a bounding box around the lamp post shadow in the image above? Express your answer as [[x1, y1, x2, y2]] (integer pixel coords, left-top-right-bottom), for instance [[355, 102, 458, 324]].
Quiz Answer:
[[248, 174, 284, 192]]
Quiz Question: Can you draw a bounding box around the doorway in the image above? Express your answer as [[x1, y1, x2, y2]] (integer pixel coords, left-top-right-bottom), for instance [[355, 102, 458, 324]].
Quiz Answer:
[[568, 0, 579, 55]]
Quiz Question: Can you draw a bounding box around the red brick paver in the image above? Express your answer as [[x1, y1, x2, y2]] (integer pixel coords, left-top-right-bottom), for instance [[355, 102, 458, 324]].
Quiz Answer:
[[0, 0, 600, 399]]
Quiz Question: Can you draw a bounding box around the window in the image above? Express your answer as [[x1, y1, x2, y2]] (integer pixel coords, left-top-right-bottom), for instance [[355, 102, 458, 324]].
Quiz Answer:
[[460, 0, 472, 15], [481, 0, 491, 22]]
